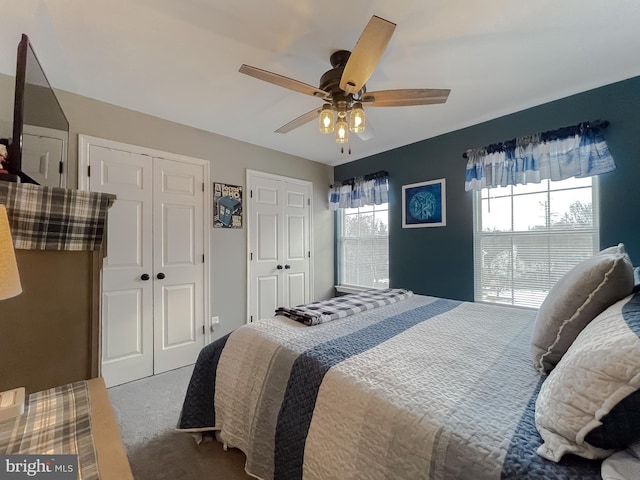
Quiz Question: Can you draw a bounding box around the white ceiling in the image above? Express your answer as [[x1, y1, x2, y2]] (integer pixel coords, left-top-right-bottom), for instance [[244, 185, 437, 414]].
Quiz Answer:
[[1, 0, 640, 166]]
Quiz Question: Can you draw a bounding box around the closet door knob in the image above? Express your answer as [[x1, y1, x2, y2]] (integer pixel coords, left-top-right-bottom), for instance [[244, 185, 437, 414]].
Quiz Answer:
[[141, 274, 150, 281], [157, 272, 166, 280], [276, 265, 283, 270], [284, 264, 291, 269]]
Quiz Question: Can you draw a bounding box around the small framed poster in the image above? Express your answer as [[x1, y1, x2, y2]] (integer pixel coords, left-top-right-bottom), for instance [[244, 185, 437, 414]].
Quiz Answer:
[[213, 182, 243, 228], [402, 178, 446, 228]]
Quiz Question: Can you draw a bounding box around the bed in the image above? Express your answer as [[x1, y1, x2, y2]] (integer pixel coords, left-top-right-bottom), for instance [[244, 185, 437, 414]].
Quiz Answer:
[[178, 246, 640, 480]]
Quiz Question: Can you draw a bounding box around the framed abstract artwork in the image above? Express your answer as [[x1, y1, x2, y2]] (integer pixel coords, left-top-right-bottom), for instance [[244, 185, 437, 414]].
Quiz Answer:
[[402, 178, 446, 228]]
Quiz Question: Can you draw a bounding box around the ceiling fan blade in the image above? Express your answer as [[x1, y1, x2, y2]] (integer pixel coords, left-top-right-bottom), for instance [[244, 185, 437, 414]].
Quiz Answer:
[[239, 64, 331, 100], [340, 16, 396, 94], [357, 120, 375, 141], [360, 88, 450, 107], [275, 108, 321, 134]]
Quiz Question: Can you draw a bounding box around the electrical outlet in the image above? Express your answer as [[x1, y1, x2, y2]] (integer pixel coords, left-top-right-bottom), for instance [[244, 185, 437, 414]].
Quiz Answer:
[[210, 316, 220, 332]]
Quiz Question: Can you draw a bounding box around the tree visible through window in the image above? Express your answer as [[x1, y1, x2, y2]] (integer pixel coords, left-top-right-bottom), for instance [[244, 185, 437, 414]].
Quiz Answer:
[[474, 177, 598, 308], [338, 203, 389, 289]]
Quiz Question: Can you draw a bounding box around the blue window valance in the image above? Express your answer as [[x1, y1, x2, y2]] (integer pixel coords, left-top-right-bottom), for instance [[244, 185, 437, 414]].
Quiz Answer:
[[464, 121, 616, 191], [329, 170, 388, 210]]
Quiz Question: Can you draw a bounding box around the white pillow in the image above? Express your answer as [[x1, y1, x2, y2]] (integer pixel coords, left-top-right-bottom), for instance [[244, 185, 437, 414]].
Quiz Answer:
[[535, 293, 640, 462]]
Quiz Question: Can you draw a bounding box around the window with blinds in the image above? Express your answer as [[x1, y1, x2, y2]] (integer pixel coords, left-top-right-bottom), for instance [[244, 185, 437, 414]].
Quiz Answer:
[[473, 176, 599, 309], [338, 203, 389, 289]]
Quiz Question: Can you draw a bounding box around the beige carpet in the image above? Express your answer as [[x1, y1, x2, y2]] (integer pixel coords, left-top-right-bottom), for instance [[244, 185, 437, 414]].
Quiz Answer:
[[108, 365, 252, 480]]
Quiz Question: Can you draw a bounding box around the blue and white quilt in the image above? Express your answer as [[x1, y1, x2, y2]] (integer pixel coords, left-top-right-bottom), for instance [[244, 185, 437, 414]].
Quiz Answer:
[[178, 295, 601, 479]]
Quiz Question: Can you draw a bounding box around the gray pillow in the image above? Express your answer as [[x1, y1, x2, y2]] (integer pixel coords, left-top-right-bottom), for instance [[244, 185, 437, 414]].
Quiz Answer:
[[531, 243, 634, 373], [633, 266, 640, 293]]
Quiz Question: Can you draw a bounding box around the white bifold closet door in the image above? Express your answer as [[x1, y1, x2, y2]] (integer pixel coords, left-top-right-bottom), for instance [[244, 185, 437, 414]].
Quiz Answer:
[[83, 139, 206, 387], [247, 170, 312, 322]]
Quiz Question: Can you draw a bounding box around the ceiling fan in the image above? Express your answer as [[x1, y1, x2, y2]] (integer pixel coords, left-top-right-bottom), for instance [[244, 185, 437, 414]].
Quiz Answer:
[[239, 15, 450, 148]]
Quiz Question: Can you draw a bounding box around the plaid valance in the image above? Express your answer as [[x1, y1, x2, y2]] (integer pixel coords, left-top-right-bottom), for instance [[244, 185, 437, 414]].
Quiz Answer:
[[0, 181, 115, 251]]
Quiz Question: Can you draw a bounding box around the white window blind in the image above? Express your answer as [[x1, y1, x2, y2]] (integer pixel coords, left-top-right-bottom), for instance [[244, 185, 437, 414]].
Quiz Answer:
[[338, 203, 389, 289], [473, 177, 599, 308]]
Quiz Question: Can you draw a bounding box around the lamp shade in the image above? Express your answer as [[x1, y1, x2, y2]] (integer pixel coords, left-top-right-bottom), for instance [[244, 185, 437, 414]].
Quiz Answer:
[[349, 103, 365, 133], [0, 205, 22, 300], [318, 104, 334, 134], [335, 117, 349, 143]]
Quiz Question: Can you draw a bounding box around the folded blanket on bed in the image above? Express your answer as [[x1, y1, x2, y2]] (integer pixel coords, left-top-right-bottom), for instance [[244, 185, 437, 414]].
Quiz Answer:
[[275, 288, 413, 325]]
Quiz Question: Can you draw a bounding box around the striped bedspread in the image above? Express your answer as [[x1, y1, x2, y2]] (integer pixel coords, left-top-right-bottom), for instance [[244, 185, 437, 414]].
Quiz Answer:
[[178, 295, 602, 480]]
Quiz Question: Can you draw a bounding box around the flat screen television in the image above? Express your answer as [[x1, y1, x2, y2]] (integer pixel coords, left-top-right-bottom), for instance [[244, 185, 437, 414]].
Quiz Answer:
[[6, 34, 69, 186]]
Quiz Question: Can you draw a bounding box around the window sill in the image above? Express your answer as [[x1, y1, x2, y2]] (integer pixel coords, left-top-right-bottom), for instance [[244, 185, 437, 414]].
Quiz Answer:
[[474, 299, 539, 312], [335, 284, 377, 295]]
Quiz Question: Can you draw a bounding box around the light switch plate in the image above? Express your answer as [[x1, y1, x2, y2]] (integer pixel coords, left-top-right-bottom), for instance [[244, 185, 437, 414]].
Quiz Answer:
[[0, 387, 25, 422]]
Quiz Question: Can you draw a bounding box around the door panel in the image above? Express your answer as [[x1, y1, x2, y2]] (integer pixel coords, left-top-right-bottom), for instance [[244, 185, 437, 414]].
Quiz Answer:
[[103, 160, 144, 187], [88, 144, 153, 387], [257, 276, 279, 321], [102, 289, 143, 360], [287, 215, 306, 259], [161, 283, 197, 346], [257, 213, 279, 261], [287, 190, 305, 208], [282, 181, 311, 307], [162, 170, 196, 196], [153, 158, 204, 375], [163, 204, 195, 265], [21, 136, 61, 186], [21, 125, 67, 187], [257, 185, 278, 205], [286, 272, 306, 307], [250, 176, 283, 320], [105, 200, 143, 266]]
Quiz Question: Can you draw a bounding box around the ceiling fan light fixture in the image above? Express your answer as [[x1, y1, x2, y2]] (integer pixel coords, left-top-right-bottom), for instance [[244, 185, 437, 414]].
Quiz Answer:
[[335, 117, 349, 143], [318, 104, 334, 134], [349, 102, 365, 133]]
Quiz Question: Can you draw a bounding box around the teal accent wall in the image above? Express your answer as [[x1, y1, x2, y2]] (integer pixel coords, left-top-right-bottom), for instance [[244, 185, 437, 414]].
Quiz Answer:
[[334, 76, 640, 301]]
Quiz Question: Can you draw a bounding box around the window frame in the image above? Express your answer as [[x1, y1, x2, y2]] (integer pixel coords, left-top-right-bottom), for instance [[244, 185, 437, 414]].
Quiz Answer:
[[336, 202, 389, 292], [472, 176, 600, 309]]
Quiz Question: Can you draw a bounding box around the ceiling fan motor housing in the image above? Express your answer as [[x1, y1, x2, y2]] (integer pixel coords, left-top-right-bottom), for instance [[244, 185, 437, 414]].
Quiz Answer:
[[320, 50, 366, 102]]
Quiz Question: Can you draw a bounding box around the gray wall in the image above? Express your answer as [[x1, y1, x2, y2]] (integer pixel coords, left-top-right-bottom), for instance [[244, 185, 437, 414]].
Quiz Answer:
[[1, 72, 334, 339], [0, 74, 13, 138], [335, 75, 640, 302]]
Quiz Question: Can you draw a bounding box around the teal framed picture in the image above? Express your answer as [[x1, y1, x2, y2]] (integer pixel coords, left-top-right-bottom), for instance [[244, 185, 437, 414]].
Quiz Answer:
[[402, 178, 446, 228]]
